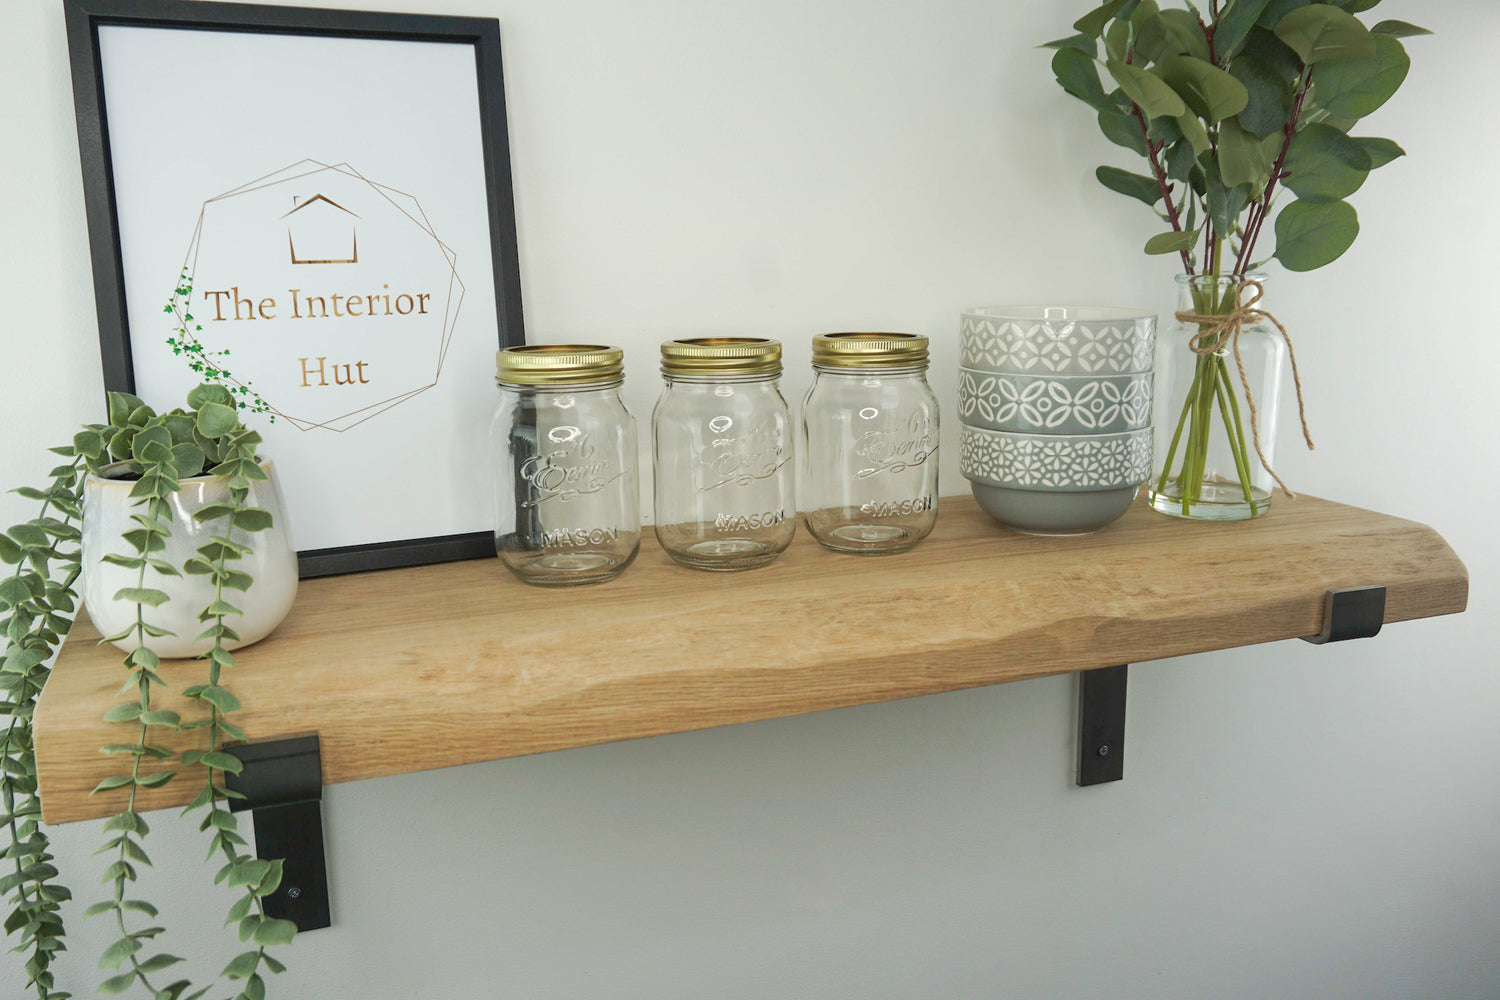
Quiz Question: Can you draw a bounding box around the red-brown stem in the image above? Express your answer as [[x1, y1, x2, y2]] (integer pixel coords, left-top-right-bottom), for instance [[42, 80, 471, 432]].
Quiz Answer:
[[1132, 107, 1195, 274], [1233, 68, 1313, 275]]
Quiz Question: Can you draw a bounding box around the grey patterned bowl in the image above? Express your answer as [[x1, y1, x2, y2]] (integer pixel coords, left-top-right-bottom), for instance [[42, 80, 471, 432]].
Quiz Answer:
[[958, 368, 1152, 434], [960, 306, 1155, 376], [959, 425, 1152, 534]]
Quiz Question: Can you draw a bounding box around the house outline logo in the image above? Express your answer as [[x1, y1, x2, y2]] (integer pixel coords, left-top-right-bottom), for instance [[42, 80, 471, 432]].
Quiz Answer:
[[282, 194, 359, 265]]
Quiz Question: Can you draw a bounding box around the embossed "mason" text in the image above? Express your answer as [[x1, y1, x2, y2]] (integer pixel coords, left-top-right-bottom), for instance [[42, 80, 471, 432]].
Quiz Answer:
[[713, 510, 785, 531]]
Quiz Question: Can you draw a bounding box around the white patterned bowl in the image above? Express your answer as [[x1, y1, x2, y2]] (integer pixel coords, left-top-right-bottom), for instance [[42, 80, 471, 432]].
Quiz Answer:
[[958, 369, 1152, 434], [959, 425, 1152, 534], [960, 306, 1155, 376]]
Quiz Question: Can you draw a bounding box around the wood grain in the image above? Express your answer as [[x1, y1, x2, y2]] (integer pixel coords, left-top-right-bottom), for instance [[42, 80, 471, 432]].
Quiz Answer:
[[33, 493, 1468, 824]]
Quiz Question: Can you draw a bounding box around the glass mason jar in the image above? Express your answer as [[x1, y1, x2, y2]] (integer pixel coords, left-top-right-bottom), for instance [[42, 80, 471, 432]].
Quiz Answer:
[[802, 333, 939, 554], [490, 345, 641, 586], [652, 337, 795, 571], [1149, 274, 1286, 521]]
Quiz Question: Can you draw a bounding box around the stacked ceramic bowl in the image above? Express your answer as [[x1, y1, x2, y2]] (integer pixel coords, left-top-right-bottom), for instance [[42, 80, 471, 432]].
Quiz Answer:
[[958, 306, 1156, 534]]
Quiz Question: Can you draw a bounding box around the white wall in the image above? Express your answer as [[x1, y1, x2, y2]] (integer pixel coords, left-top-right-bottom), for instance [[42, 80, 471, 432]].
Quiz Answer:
[[4, 1, 1498, 997]]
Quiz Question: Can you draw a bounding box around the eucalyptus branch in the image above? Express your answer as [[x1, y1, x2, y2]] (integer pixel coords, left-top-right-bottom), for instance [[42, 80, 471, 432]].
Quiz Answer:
[[1132, 108, 1194, 274], [1234, 68, 1314, 276]]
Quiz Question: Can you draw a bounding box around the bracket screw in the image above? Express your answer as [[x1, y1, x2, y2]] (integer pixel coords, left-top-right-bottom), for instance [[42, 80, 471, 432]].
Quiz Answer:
[[1097, 745, 1110, 757]]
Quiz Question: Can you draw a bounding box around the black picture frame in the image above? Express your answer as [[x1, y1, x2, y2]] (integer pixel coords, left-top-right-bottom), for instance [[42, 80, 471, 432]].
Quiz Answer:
[[64, 0, 525, 578]]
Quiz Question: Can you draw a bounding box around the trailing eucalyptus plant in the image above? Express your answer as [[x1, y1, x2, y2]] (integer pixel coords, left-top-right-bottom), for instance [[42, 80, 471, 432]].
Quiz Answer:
[[1, 384, 295, 999], [1046, 0, 1426, 514]]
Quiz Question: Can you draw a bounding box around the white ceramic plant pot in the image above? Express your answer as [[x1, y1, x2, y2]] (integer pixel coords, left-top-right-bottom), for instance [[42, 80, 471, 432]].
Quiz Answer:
[[81, 460, 298, 659]]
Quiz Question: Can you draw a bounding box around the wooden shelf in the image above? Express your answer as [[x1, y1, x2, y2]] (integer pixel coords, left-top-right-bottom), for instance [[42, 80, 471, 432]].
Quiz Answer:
[[34, 493, 1467, 824]]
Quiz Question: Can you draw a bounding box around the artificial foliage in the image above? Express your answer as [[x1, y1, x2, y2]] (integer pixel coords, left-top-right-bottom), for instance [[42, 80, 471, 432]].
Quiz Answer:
[[0, 384, 295, 999], [1047, 0, 1426, 513]]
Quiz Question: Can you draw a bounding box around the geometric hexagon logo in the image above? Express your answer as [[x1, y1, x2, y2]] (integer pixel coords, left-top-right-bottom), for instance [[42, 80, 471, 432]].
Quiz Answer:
[[171, 159, 464, 431]]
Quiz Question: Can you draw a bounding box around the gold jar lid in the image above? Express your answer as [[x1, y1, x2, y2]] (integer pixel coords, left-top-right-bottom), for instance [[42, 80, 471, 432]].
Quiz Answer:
[[812, 332, 929, 368], [660, 337, 782, 377], [496, 344, 624, 385]]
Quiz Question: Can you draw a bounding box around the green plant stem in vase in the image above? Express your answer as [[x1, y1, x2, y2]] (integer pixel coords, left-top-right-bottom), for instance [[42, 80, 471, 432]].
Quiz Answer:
[[1045, 0, 1427, 519], [1151, 271, 1283, 519]]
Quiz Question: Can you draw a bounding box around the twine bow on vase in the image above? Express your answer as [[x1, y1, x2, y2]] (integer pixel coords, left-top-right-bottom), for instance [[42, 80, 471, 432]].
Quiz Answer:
[[1172, 278, 1315, 499]]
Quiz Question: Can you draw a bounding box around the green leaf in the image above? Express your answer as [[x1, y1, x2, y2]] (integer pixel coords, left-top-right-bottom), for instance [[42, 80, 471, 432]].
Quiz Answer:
[[101, 700, 142, 722], [1175, 113, 1211, 157], [192, 503, 238, 523], [226, 894, 253, 925], [253, 918, 298, 947], [1053, 49, 1111, 111], [139, 708, 182, 727], [1274, 4, 1375, 63], [170, 442, 206, 478], [200, 599, 241, 619], [1355, 136, 1404, 168], [1274, 198, 1359, 270], [1095, 165, 1162, 206], [98, 971, 138, 994], [1215, 0, 1274, 58], [1154, 8, 1210, 61], [1205, 171, 1252, 238], [1158, 55, 1249, 122], [0, 533, 19, 564], [8, 523, 49, 549], [1106, 59, 1186, 119], [135, 770, 177, 788], [1312, 33, 1409, 119], [1370, 19, 1429, 38], [1259, 0, 1311, 29], [196, 402, 239, 439], [1283, 121, 1371, 202], [1241, 24, 1305, 79], [1041, 33, 1097, 54], [1097, 111, 1149, 163], [1144, 229, 1200, 254], [222, 950, 261, 980], [1105, 19, 1130, 62], [99, 935, 142, 969], [1231, 55, 1295, 138], [136, 954, 184, 974], [107, 392, 148, 428], [1219, 120, 1277, 190], [199, 751, 245, 774], [232, 507, 274, 532], [1074, 0, 1130, 37], [111, 587, 171, 608], [187, 383, 236, 410]]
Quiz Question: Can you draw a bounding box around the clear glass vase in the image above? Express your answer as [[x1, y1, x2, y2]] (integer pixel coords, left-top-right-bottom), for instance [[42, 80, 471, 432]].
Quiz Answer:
[[1148, 275, 1285, 521]]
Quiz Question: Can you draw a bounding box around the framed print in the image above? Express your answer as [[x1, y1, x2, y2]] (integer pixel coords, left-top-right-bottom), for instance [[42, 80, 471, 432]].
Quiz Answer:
[[64, 0, 525, 577]]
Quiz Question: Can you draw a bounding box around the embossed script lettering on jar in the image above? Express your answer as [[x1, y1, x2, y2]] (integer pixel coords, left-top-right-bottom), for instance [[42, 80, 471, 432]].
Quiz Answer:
[[702, 416, 790, 492], [519, 427, 624, 507], [853, 412, 938, 479]]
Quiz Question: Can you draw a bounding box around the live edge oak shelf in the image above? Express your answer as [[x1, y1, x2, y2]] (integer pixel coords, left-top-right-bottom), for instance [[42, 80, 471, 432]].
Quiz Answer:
[[35, 493, 1467, 825]]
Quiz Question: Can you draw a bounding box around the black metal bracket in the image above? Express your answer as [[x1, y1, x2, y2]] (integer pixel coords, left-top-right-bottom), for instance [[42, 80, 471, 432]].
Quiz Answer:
[[224, 735, 330, 932], [1302, 586, 1386, 645], [1077, 664, 1127, 786]]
